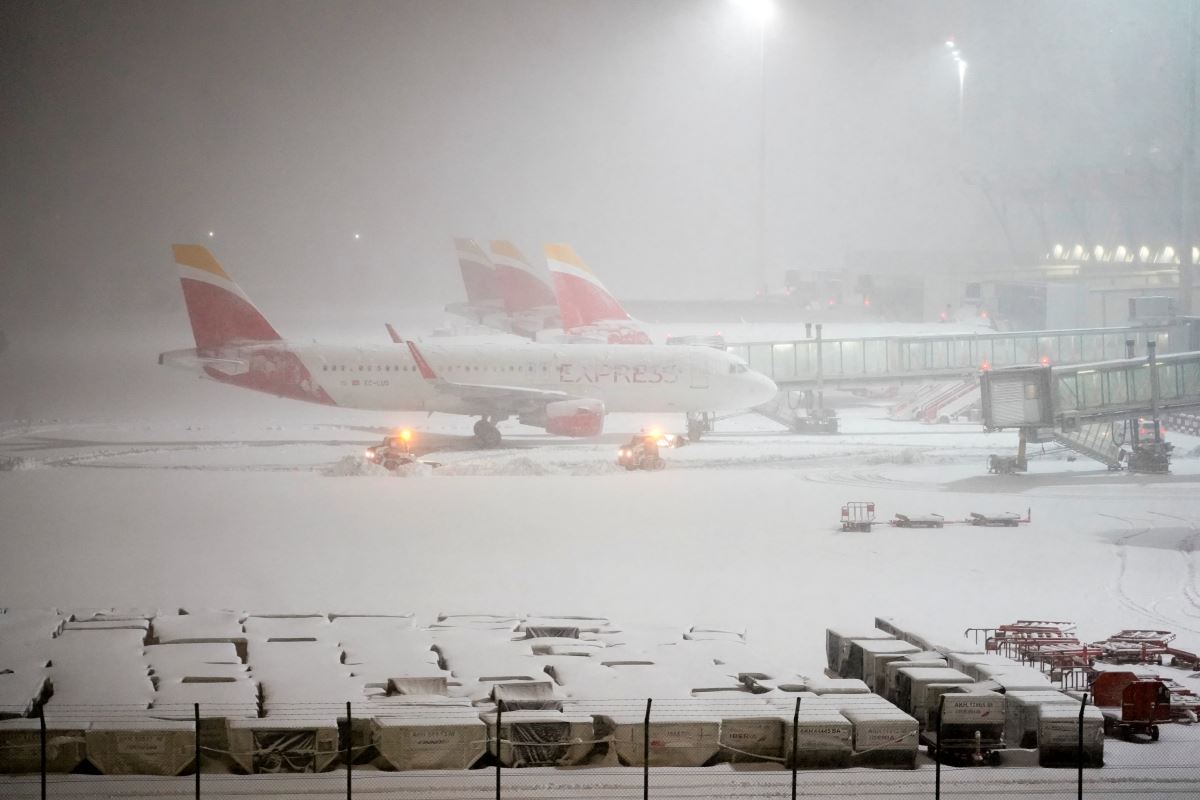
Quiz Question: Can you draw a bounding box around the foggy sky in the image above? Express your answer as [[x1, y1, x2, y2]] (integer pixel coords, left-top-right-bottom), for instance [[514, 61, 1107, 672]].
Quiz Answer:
[[1, 0, 1195, 328]]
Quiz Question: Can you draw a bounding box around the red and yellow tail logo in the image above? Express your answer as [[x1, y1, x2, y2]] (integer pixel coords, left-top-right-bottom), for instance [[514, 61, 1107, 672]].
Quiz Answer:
[[489, 240, 556, 312], [173, 245, 281, 351], [544, 243, 631, 329]]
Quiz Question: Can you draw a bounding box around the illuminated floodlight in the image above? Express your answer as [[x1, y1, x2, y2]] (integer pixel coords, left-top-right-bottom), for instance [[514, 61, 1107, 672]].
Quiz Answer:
[[945, 40, 955, 48], [1139, 245, 1151, 262], [1161, 245, 1175, 263], [354, 233, 361, 240], [1193, 246, 1199, 264], [1052, 243, 1064, 259], [958, 60, 968, 80], [1114, 245, 1127, 262], [730, 0, 775, 25], [1071, 244, 1084, 260], [207, 231, 215, 238], [1093, 245, 1105, 260]]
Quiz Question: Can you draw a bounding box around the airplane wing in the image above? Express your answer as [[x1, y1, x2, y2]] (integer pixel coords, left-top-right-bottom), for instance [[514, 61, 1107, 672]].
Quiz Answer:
[[405, 340, 572, 414]]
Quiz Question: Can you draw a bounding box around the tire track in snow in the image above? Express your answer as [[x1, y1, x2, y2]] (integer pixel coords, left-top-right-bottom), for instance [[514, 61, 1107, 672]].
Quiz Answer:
[[1148, 511, 1200, 620], [1100, 513, 1200, 635]]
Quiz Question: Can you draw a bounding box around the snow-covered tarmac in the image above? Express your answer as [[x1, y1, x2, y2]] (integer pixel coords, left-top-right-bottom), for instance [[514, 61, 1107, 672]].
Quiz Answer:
[[3, 316, 1200, 798]]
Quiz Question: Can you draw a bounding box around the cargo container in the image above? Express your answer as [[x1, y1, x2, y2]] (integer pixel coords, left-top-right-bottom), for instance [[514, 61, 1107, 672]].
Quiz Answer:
[[1037, 704, 1103, 767], [85, 719, 196, 775], [372, 713, 487, 770]]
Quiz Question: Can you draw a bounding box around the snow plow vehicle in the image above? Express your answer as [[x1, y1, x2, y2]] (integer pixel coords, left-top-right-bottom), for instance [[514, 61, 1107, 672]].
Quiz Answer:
[[617, 431, 668, 471], [365, 430, 418, 470]]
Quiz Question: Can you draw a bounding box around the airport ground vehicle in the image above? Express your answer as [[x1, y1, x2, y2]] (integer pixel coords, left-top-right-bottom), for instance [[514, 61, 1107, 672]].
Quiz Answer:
[[366, 431, 417, 470], [617, 432, 666, 471]]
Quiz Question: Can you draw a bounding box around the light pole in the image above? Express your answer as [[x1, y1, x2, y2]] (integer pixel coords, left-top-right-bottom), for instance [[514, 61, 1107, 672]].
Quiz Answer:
[[732, 0, 774, 294], [945, 40, 967, 139]]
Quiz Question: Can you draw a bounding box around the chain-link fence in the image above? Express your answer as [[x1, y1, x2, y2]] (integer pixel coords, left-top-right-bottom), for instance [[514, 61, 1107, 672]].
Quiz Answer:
[[3, 692, 1194, 800]]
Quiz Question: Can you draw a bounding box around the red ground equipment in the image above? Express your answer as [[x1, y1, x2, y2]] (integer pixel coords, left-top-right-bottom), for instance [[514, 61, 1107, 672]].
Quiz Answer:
[[1091, 671, 1172, 740]]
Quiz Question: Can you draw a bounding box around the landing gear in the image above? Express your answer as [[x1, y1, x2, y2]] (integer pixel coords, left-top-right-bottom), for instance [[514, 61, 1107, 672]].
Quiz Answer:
[[473, 419, 502, 449], [687, 412, 714, 442]]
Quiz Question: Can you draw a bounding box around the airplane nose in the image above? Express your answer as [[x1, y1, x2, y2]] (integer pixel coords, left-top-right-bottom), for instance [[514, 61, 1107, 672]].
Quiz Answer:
[[749, 372, 778, 406]]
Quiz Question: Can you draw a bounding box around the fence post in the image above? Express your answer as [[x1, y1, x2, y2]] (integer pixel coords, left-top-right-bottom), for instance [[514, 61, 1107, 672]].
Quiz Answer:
[[643, 698, 652, 800], [495, 704, 502, 800], [1078, 692, 1089, 800], [346, 701, 352, 800], [934, 694, 945, 800], [791, 696, 799, 800], [193, 703, 201, 800], [39, 704, 46, 800]]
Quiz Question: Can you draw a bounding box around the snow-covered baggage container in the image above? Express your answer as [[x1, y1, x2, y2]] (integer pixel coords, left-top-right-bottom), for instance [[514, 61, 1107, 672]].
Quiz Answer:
[[1004, 691, 1078, 749], [482, 711, 595, 767], [372, 713, 487, 770], [152, 612, 245, 647], [1036, 704, 1103, 767], [894, 667, 974, 728], [842, 708, 919, 768], [882, 656, 948, 703], [85, 719, 196, 775], [826, 628, 893, 676], [711, 710, 789, 763], [595, 710, 721, 767], [783, 712, 853, 768], [851, 640, 921, 687], [931, 689, 1006, 754], [227, 717, 340, 773], [946, 652, 1022, 678], [0, 719, 87, 774]]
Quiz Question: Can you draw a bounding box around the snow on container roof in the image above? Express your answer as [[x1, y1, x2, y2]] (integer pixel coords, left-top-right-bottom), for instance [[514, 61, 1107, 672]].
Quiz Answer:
[[62, 619, 150, 632], [0, 718, 88, 774], [328, 611, 414, 621], [807, 677, 871, 695], [525, 637, 604, 653], [153, 675, 259, 708], [227, 717, 340, 773], [144, 642, 241, 669], [243, 616, 333, 641], [372, 713, 487, 770], [153, 612, 244, 643], [946, 652, 1021, 673], [85, 718, 196, 775], [246, 640, 343, 671], [0, 671, 48, 719], [0, 609, 64, 644]]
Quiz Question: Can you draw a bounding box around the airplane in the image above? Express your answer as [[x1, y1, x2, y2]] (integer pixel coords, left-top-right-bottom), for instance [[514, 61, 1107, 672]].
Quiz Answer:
[[445, 238, 559, 338], [160, 245, 778, 448], [443, 238, 506, 329], [544, 243, 654, 345]]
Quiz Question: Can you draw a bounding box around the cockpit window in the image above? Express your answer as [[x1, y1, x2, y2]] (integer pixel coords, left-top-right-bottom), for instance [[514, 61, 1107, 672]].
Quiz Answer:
[[729, 363, 748, 374]]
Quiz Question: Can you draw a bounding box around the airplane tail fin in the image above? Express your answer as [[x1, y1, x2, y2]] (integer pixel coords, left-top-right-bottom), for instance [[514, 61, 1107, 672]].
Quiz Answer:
[[544, 243, 632, 329], [489, 240, 557, 312], [172, 245, 281, 351], [453, 237, 502, 306]]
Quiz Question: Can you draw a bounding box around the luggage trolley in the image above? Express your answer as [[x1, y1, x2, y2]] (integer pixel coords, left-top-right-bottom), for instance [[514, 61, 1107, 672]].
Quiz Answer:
[[841, 502, 876, 532]]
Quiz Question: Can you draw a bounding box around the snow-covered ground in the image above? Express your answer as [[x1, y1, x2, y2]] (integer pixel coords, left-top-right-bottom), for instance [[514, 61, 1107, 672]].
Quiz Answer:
[[3, 314, 1200, 798]]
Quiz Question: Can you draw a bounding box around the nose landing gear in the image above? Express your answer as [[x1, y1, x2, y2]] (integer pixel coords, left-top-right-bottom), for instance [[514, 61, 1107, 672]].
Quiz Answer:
[[473, 418, 503, 448]]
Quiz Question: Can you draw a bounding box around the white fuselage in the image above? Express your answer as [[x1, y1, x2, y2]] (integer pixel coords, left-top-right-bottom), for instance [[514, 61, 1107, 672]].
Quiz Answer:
[[163, 339, 777, 417]]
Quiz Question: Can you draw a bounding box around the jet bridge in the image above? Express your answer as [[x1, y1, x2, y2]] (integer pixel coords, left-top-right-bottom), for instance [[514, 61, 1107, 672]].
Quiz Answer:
[[727, 323, 1189, 388], [980, 346, 1200, 473]]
